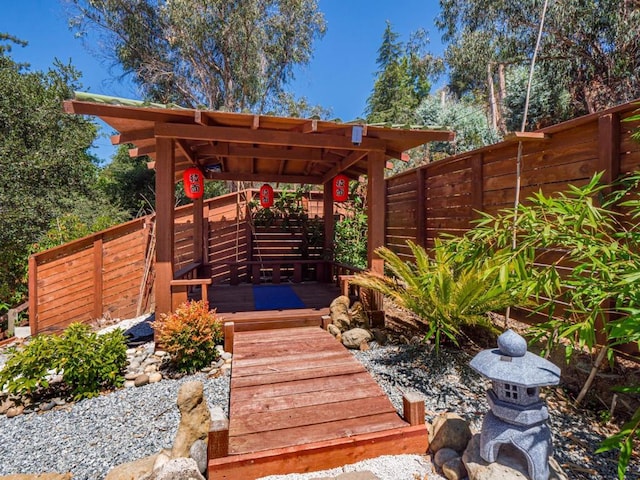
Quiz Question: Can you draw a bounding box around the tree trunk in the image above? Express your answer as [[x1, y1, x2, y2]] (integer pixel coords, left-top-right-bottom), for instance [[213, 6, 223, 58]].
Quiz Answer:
[[487, 63, 498, 131], [497, 63, 507, 134]]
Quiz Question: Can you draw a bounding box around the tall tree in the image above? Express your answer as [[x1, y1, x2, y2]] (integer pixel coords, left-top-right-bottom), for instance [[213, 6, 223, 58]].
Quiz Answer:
[[366, 22, 443, 124], [0, 38, 123, 304], [438, 0, 640, 126], [68, 0, 326, 112]]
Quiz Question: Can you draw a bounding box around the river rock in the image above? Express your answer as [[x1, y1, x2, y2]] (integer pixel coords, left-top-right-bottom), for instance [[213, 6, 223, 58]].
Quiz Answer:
[[149, 372, 163, 383], [0, 474, 72, 480], [171, 381, 211, 458], [0, 397, 15, 415], [434, 448, 459, 468], [134, 374, 150, 387], [442, 457, 467, 480], [429, 412, 472, 453], [6, 405, 24, 418], [327, 323, 341, 338], [370, 328, 387, 345], [341, 328, 372, 349], [190, 439, 207, 474]]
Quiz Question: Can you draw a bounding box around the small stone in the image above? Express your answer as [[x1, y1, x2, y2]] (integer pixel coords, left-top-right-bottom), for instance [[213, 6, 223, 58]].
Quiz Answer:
[[6, 405, 24, 418], [497, 329, 527, 357], [215, 345, 224, 353], [154, 349, 168, 357], [39, 400, 57, 412], [443, 457, 467, 480], [124, 380, 136, 388], [190, 439, 208, 474], [359, 341, 370, 351], [134, 374, 150, 387], [126, 348, 137, 355], [224, 358, 232, 365], [128, 361, 141, 371], [341, 328, 373, 349], [125, 372, 138, 381], [201, 366, 212, 373], [153, 451, 171, 472], [144, 364, 158, 373], [434, 448, 460, 468], [220, 351, 232, 361], [213, 358, 225, 368], [221, 363, 231, 372], [145, 356, 161, 364], [149, 372, 163, 383], [52, 397, 66, 406], [410, 335, 422, 345]]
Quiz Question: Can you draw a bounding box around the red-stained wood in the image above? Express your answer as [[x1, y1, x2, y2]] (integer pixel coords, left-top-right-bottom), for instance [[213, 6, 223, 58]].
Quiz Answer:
[[209, 325, 427, 479], [368, 150, 386, 274], [155, 137, 175, 318]]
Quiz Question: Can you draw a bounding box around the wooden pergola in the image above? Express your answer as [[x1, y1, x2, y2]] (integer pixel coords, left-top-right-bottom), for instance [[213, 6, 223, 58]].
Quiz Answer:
[[64, 97, 454, 316]]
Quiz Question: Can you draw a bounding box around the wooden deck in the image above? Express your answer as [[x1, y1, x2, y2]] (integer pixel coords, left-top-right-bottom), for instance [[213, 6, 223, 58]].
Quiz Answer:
[[208, 325, 428, 479]]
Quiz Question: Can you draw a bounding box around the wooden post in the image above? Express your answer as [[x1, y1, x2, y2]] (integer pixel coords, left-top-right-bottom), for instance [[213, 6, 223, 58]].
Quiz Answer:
[[224, 321, 235, 353], [193, 195, 204, 265], [416, 168, 426, 248], [471, 153, 484, 220], [155, 136, 176, 317], [208, 417, 230, 459], [321, 315, 332, 330], [202, 201, 210, 276], [323, 180, 335, 281], [93, 236, 104, 320], [28, 255, 38, 336], [402, 392, 425, 426], [367, 150, 386, 275]]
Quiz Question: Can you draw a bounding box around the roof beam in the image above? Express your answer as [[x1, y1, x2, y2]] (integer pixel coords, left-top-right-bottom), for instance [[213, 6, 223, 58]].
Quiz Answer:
[[176, 139, 196, 164], [205, 171, 323, 185], [195, 144, 323, 162], [111, 128, 155, 145], [154, 122, 387, 152], [129, 145, 156, 157], [321, 150, 368, 183], [64, 100, 193, 123]]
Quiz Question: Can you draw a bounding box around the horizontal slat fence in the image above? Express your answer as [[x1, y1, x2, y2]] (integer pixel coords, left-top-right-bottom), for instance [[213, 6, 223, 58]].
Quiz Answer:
[[29, 189, 328, 334], [384, 100, 640, 353]]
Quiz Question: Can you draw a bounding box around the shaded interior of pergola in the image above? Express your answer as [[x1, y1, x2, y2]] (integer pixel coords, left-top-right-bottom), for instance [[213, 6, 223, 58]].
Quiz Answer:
[[64, 99, 454, 315]]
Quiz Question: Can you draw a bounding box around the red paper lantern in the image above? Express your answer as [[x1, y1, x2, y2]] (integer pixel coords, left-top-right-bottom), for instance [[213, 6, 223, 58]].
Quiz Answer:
[[183, 167, 204, 199], [259, 184, 274, 208], [332, 174, 349, 202]]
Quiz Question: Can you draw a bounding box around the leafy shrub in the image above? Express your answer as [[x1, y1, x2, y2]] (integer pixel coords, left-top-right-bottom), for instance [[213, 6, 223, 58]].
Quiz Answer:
[[56, 323, 127, 400], [351, 240, 518, 353], [153, 300, 223, 373], [0, 322, 127, 400], [0, 334, 57, 396]]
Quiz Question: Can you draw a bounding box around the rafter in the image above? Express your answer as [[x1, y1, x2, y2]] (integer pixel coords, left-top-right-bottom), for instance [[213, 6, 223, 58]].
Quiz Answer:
[[321, 150, 368, 183], [196, 144, 322, 162], [129, 145, 156, 157], [206, 171, 323, 184], [176, 139, 196, 164], [111, 128, 155, 145], [154, 123, 387, 152]]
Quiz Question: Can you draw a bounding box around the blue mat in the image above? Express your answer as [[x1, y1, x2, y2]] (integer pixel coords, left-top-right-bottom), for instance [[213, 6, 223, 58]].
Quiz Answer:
[[253, 285, 305, 310]]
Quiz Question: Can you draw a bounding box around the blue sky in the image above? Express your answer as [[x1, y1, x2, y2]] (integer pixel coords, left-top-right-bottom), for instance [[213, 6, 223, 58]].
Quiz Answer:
[[1, 0, 445, 162]]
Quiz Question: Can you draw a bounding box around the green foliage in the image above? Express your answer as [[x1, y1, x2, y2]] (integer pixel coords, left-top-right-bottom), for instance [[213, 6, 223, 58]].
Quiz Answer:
[[0, 323, 127, 400], [351, 240, 516, 354], [595, 386, 640, 480], [0, 47, 126, 307], [68, 0, 326, 112], [334, 192, 368, 269], [437, 0, 640, 121], [366, 22, 442, 124], [153, 300, 223, 373], [416, 94, 500, 158]]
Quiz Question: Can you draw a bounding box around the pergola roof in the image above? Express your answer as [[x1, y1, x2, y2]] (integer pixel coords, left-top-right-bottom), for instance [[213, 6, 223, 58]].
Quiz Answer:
[[64, 94, 454, 185]]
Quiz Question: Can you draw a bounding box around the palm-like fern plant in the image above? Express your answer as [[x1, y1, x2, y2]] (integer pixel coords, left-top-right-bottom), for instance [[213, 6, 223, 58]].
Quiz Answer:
[[351, 240, 520, 353]]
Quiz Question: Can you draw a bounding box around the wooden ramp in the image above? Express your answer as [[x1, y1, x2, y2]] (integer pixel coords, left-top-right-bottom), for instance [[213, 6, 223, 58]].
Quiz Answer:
[[208, 326, 428, 479]]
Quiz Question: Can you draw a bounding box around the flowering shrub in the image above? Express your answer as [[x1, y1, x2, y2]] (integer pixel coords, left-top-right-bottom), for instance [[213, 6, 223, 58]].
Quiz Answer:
[[153, 300, 223, 373]]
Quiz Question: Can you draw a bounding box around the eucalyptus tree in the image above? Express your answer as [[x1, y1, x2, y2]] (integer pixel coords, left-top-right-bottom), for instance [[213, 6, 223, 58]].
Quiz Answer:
[[437, 0, 640, 128], [67, 0, 326, 112]]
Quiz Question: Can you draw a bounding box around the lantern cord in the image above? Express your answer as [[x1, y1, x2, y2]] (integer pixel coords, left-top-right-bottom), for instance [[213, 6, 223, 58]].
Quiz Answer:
[[504, 0, 549, 328]]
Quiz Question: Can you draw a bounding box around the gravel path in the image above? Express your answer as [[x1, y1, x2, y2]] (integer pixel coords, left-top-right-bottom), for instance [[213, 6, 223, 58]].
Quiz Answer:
[[0, 338, 635, 479]]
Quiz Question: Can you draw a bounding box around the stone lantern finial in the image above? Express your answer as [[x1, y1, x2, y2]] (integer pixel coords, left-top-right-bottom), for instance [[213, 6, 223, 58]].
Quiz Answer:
[[470, 329, 561, 480]]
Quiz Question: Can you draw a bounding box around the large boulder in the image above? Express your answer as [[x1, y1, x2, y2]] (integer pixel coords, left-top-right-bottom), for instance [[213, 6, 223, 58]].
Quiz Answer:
[[171, 381, 211, 458], [349, 301, 369, 329], [330, 296, 351, 331], [341, 328, 373, 349], [428, 412, 472, 453], [462, 434, 568, 480]]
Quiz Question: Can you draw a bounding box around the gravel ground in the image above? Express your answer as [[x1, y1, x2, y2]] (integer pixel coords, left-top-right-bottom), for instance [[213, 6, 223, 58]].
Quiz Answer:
[[0, 336, 636, 479]]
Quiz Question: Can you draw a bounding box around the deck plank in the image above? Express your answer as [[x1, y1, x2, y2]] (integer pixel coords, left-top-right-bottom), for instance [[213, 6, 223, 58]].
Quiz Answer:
[[210, 324, 428, 478]]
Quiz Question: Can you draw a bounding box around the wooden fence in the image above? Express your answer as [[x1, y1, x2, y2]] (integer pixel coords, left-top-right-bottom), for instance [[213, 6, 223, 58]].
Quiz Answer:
[[384, 100, 640, 348], [28, 190, 327, 335]]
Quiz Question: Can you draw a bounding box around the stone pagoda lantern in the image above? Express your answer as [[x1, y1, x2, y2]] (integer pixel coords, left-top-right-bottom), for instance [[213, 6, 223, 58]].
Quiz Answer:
[[470, 329, 561, 480]]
